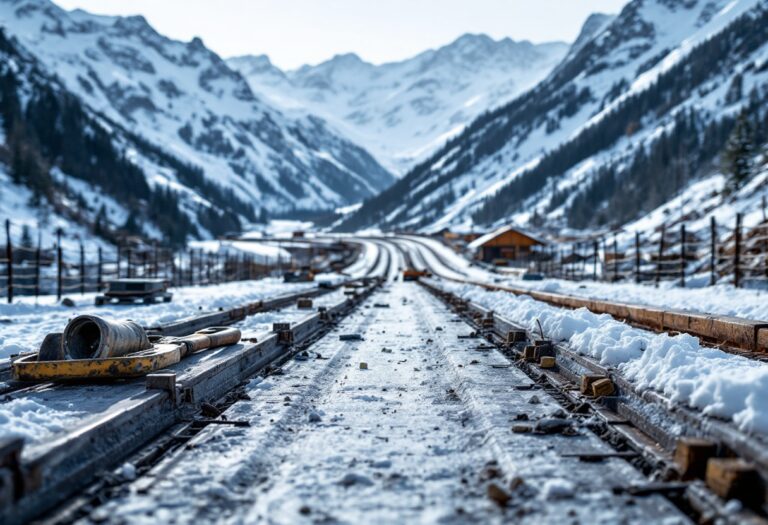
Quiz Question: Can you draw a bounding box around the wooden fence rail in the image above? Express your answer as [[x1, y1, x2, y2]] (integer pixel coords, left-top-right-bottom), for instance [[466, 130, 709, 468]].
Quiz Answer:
[[1, 220, 277, 303], [518, 212, 767, 289]]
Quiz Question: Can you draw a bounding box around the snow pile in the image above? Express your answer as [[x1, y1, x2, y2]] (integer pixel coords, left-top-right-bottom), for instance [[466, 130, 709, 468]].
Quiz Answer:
[[510, 277, 768, 322], [540, 478, 576, 500], [445, 282, 768, 435], [188, 239, 291, 265], [0, 397, 86, 443]]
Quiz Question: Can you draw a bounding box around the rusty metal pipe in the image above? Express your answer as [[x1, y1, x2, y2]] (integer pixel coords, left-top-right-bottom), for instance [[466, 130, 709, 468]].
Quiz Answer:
[[62, 315, 151, 360], [178, 327, 241, 355]]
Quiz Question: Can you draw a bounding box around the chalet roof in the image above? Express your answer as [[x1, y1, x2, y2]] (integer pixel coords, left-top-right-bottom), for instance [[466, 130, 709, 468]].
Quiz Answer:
[[468, 225, 547, 251]]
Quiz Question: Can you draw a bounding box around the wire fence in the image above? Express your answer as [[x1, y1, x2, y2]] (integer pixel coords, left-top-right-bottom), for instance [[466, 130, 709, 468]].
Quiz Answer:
[[525, 211, 768, 288], [0, 219, 278, 303]]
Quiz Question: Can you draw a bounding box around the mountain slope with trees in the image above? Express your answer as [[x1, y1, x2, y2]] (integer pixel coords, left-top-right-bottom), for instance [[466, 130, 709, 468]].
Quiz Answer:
[[0, 0, 395, 245], [339, 0, 768, 236]]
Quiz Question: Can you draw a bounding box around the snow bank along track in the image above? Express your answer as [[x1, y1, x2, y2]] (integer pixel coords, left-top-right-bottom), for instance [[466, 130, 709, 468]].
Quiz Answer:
[[418, 278, 768, 522], [398, 236, 768, 359], [0, 241, 392, 524]]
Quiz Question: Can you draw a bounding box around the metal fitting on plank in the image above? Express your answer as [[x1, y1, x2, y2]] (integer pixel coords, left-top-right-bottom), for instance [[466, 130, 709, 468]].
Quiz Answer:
[[272, 323, 294, 345]]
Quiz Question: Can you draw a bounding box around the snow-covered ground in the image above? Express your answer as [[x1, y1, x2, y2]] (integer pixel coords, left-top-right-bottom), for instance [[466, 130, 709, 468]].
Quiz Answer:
[[0, 287, 348, 446], [412, 235, 768, 321], [441, 281, 768, 436], [93, 283, 682, 524], [0, 278, 316, 360]]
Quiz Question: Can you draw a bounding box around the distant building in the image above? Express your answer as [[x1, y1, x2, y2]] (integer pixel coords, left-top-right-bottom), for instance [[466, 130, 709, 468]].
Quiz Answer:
[[468, 226, 546, 263]]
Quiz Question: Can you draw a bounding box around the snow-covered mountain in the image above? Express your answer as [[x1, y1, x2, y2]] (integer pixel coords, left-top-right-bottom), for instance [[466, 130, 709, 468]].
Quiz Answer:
[[229, 35, 569, 174], [340, 0, 768, 235], [0, 0, 394, 243]]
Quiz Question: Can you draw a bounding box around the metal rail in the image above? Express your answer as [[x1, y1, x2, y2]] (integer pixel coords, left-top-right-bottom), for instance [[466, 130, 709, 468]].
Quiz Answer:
[[0, 243, 391, 524]]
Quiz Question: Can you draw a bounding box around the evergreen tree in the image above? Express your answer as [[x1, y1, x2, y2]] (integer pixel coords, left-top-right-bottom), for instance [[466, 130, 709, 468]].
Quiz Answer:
[[94, 204, 108, 236], [122, 211, 141, 235], [724, 112, 755, 194], [20, 225, 33, 249]]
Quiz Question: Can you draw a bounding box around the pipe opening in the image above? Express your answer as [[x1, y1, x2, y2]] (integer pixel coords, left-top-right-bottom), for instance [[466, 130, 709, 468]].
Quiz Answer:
[[65, 318, 102, 360]]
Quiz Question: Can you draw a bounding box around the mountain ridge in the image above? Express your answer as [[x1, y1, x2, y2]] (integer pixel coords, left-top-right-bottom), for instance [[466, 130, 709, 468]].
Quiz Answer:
[[229, 33, 570, 174], [337, 0, 768, 236], [0, 0, 396, 243]]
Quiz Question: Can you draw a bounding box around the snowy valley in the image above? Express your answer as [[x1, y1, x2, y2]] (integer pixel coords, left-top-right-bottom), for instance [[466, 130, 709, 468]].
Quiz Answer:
[[230, 35, 569, 174]]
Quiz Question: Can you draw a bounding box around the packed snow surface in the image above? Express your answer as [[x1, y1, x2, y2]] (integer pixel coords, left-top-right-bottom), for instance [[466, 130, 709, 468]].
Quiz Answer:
[[93, 283, 682, 523]]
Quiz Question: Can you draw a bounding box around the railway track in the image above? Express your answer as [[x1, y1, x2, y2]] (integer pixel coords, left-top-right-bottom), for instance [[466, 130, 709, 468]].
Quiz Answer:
[[388, 236, 768, 520], [0, 241, 393, 524], [49, 263, 690, 523], [4, 236, 766, 523]]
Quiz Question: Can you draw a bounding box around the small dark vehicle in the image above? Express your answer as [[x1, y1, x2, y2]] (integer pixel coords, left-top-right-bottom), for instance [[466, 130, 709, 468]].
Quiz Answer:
[[283, 268, 315, 283], [95, 278, 173, 306], [521, 271, 544, 281]]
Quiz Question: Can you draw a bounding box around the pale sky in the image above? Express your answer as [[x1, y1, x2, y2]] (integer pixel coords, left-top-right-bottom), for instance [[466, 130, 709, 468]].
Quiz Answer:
[[55, 0, 629, 70]]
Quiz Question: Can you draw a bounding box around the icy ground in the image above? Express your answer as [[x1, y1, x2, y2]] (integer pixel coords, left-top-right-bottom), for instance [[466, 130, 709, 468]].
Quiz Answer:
[[413, 236, 768, 321], [0, 278, 316, 360], [440, 281, 768, 436], [95, 283, 683, 524]]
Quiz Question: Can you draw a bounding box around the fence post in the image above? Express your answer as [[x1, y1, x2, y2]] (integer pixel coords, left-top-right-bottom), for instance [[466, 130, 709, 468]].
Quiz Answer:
[[80, 242, 85, 295], [97, 247, 103, 290], [5, 219, 12, 303], [635, 232, 641, 283], [56, 228, 63, 301], [656, 224, 665, 287], [170, 251, 176, 286], [734, 213, 742, 288], [127, 247, 133, 278], [710, 217, 717, 286], [116, 245, 121, 279], [612, 237, 618, 282], [35, 232, 41, 300], [153, 244, 159, 278], [591, 241, 597, 280], [189, 249, 194, 286], [680, 223, 686, 288]]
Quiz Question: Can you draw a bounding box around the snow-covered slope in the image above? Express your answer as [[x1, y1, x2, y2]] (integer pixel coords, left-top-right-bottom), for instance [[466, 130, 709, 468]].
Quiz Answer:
[[0, 0, 394, 225], [340, 0, 768, 234], [229, 35, 569, 174]]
